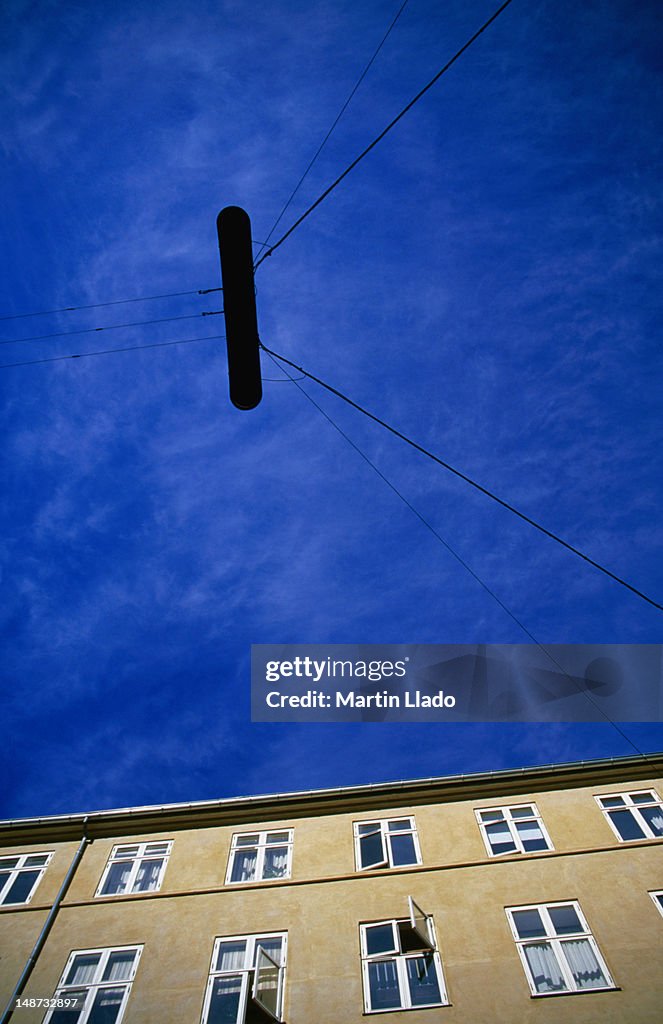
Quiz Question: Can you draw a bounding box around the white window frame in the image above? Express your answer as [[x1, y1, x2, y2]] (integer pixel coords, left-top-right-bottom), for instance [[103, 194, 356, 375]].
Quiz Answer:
[[360, 896, 448, 1013], [354, 817, 422, 871], [44, 945, 143, 1024], [650, 891, 663, 919], [506, 900, 615, 997], [200, 931, 287, 1024], [225, 830, 293, 885], [95, 841, 172, 897], [475, 803, 554, 858], [0, 851, 52, 906], [595, 790, 663, 843]]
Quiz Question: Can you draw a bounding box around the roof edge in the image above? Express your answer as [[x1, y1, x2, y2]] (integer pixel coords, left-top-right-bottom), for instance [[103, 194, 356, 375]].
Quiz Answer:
[[2, 752, 662, 842]]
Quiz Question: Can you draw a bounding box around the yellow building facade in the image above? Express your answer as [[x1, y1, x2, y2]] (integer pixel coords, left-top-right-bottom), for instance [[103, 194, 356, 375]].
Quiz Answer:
[[1, 753, 663, 1023]]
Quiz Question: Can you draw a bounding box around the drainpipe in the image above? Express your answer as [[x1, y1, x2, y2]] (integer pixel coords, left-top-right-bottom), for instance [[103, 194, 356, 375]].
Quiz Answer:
[[1, 818, 90, 1024]]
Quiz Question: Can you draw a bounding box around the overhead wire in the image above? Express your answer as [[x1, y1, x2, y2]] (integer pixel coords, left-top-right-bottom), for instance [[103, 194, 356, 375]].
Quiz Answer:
[[254, 0, 514, 270], [261, 342, 663, 613], [263, 347, 647, 758], [0, 287, 222, 323], [1, 311, 223, 347], [0, 334, 224, 369], [254, 0, 410, 263]]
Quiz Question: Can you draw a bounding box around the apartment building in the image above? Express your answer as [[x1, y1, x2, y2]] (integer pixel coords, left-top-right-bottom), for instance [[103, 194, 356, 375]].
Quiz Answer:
[[1, 753, 662, 1023]]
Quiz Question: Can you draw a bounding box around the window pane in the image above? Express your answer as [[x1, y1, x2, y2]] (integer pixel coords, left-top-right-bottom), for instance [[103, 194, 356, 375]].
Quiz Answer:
[[87, 987, 125, 1024], [561, 938, 608, 989], [479, 810, 504, 822], [389, 832, 417, 866], [360, 830, 386, 868], [523, 942, 567, 993], [133, 859, 163, 892], [102, 951, 136, 982], [512, 909, 546, 939], [640, 805, 663, 836], [215, 941, 247, 973], [365, 923, 398, 956], [368, 960, 401, 1010], [357, 824, 380, 836], [406, 953, 442, 1006], [101, 862, 133, 896], [254, 948, 279, 1016], [608, 809, 646, 840], [265, 832, 290, 844], [515, 820, 548, 852], [387, 819, 411, 832], [486, 821, 517, 855], [230, 850, 257, 883], [0, 872, 11, 895], [0, 857, 20, 869], [600, 797, 625, 807], [548, 904, 582, 936], [3, 870, 39, 904], [510, 806, 534, 818], [630, 792, 655, 803], [49, 1003, 84, 1024], [66, 954, 101, 986], [253, 937, 283, 967], [24, 854, 49, 866], [114, 846, 139, 856], [263, 847, 288, 879], [234, 835, 258, 847], [207, 976, 242, 1024], [145, 843, 169, 854]]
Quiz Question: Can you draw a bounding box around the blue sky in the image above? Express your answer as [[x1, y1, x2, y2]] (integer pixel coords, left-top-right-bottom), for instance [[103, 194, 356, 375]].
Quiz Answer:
[[1, 0, 662, 819]]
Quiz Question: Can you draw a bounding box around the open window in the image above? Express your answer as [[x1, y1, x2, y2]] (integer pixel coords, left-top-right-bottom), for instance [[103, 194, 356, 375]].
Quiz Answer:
[[475, 804, 553, 857], [201, 933, 287, 1024], [360, 897, 447, 1013], [354, 818, 421, 871]]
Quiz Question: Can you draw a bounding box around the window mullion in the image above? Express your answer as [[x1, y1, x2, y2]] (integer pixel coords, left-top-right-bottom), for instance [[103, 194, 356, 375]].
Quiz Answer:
[[634, 807, 652, 839], [256, 843, 265, 881], [550, 937, 576, 991], [385, 829, 394, 868], [395, 954, 409, 1009]]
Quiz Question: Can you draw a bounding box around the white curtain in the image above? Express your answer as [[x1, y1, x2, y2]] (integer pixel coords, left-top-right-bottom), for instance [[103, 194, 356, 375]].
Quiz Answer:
[[263, 847, 288, 878], [135, 858, 163, 892], [523, 943, 566, 992], [562, 939, 607, 989], [67, 955, 100, 986], [642, 806, 663, 835], [231, 849, 257, 882], [216, 941, 247, 973], [102, 861, 133, 895], [103, 952, 135, 982]]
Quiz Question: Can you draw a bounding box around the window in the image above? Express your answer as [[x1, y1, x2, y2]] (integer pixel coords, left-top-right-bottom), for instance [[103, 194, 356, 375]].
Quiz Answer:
[[44, 946, 142, 1024], [596, 790, 663, 842], [360, 897, 448, 1013], [506, 901, 615, 996], [475, 804, 553, 857], [201, 932, 287, 1023], [0, 852, 52, 906], [95, 841, 171, 897], [226, 830, 293, 884], [650, 891, 663, 919], [354, 818, 421, 870]]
